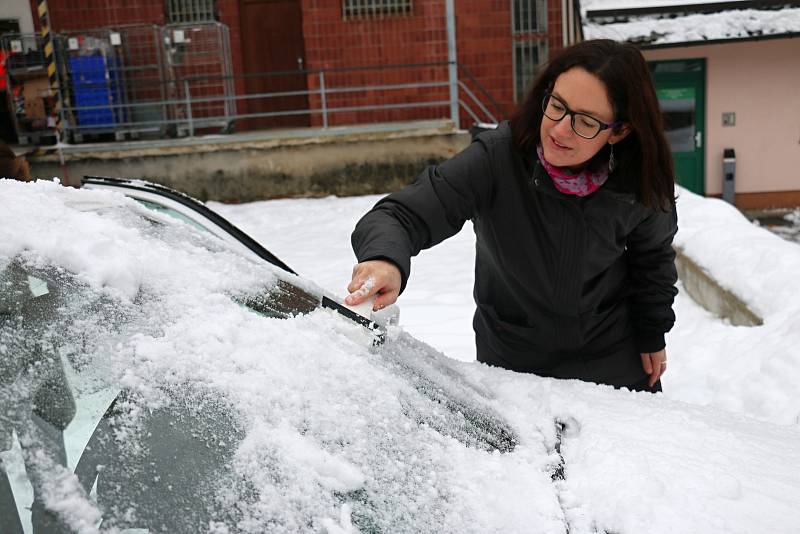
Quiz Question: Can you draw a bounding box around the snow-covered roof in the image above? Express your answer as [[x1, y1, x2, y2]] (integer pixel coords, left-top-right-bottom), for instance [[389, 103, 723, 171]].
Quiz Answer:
[[581, 0, 800, 47]]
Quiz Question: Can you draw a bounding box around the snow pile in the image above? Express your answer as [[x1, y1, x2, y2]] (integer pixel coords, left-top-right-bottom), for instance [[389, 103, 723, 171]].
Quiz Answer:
[[666, 188, 800, 425]]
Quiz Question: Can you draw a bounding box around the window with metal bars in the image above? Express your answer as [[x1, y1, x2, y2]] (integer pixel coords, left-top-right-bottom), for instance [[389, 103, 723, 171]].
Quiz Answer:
[[342, 0, 413, 19], [166, 0, 217, 23], [513, 39, 548, 103], [511, 0, 547, 103], [512, 0, 548, 33]]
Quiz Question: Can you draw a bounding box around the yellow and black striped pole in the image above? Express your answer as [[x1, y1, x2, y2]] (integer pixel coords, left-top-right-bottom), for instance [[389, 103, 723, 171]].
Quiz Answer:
[[37, 0, 61, 131]]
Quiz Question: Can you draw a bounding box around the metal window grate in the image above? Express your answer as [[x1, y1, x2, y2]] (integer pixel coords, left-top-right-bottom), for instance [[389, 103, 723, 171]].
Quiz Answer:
[[166, 0, 217, 23], [342, 0, 413, 19], [513, 39, 548, 103], [512, 0, 548, 33]]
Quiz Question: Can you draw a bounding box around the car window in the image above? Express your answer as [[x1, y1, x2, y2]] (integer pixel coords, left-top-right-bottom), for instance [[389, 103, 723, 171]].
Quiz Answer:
[[134, 198, 211, 234]]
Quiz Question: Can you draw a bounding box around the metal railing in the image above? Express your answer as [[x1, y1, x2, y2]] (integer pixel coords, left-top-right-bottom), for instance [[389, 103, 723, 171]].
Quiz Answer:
[[3, 17, 506, 145], [52, 61, 501, 142]]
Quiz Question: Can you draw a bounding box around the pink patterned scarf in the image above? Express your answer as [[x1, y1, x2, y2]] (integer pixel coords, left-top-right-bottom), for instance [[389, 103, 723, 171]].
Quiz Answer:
[[536, 144, 610, 197]]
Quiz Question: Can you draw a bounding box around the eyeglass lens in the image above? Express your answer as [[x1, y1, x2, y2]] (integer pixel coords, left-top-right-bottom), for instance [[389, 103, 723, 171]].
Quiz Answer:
[[542, 95, 603, 139]]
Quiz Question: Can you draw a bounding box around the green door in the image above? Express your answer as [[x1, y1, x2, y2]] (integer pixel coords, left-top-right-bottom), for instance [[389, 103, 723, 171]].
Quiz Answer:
[[649, 59, 706, 195]]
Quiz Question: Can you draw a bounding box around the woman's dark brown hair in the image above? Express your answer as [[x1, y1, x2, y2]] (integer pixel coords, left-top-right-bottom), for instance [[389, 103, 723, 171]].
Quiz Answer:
[[511, 39, 675, 210]]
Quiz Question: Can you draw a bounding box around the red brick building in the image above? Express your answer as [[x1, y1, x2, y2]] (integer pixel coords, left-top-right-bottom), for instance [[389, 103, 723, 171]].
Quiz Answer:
[[19, 0, 579, 130]]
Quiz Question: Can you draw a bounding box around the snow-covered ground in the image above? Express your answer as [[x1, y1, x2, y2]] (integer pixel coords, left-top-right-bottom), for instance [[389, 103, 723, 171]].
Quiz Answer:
[[751, 208, 800, 245], [211, 187, 800, 427]]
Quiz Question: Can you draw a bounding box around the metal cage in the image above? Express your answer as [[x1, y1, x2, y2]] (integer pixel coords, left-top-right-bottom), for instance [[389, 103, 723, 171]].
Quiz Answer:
[[1, 33, 60, 145]]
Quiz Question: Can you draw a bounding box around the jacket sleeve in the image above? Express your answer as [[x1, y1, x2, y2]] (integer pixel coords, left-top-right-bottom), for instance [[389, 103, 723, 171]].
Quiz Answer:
[[626, 204, 679, 353], [351, 135, 495, 293]]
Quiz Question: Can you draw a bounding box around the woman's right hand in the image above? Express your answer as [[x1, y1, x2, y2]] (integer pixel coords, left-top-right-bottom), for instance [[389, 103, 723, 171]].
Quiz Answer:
[[345, 260, 402, 311]]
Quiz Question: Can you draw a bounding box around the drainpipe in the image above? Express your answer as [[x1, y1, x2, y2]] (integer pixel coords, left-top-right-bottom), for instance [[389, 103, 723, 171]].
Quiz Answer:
[[445, 0, 460, 129]]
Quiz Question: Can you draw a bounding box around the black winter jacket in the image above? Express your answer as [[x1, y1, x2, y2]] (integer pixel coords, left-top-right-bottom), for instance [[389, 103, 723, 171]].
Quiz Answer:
[[352, 122, 678, 387]]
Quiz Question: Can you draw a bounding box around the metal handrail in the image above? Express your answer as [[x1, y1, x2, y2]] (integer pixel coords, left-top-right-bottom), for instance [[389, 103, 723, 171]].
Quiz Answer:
[[457, 62, 507, 119], [53, 60, 501, 141], [458, 80, 498, 124], [180, 61, 451, 83]]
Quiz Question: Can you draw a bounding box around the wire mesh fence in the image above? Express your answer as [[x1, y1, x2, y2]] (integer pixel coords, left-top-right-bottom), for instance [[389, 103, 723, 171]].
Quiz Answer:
[[2, 20, 503, 145], [163, 22, 235, 136], [112, 24, 170, 135], [1, 33, 59, 145]]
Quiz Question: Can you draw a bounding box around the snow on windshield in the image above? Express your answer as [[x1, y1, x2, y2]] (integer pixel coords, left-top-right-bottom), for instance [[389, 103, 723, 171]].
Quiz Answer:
[[0, 180, 276, 301], [0, 180, 561, 532], [2, 180, 800, 533], [667, 189, 800, 424]]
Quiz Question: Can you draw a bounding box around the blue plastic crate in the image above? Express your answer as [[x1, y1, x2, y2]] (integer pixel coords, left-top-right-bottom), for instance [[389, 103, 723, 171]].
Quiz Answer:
[[69, 55, 125, 128]]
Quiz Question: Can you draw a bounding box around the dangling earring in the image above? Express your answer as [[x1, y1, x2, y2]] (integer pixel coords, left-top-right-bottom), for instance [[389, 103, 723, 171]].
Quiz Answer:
[[608, 143, 616, 173]]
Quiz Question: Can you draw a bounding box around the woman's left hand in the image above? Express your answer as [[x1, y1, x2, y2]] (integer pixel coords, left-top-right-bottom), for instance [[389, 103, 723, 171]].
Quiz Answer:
[[641, 349, 667, 387]]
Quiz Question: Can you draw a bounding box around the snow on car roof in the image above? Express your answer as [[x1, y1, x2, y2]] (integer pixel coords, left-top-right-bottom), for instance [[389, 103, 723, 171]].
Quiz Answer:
[[2, 179, 800, 533]]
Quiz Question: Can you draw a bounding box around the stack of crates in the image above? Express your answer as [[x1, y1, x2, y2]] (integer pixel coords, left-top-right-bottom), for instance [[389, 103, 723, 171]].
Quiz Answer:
[[68, 54, 125, 128]]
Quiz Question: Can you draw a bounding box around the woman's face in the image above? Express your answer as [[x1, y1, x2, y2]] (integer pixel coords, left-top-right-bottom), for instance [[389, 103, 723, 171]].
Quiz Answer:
[[539, 67, 628, 170]]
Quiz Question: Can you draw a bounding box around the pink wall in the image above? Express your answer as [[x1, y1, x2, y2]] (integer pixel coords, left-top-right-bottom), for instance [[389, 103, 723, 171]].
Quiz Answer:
[[644, 37, 800, 196]]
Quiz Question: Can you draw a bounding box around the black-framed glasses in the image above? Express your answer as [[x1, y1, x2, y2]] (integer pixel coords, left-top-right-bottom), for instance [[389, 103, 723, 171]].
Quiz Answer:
[[541, 92, 622, 139]]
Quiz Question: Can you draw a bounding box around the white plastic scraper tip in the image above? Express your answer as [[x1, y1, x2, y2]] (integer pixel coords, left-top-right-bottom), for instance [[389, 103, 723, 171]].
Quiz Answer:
[[343, 297, 375, 320]]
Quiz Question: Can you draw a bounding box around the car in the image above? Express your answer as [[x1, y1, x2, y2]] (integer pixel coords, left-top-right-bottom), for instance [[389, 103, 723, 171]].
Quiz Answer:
[[1, 177, 799, 534]]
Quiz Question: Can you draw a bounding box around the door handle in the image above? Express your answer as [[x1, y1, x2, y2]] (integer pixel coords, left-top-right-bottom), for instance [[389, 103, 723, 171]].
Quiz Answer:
[[695, 131, 702, 149], [297, 56, 304, 71]]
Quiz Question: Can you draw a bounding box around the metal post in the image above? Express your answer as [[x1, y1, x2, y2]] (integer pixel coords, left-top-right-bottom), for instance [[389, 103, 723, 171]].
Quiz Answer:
[[184, 79, 194, 137], [722, 148, 736, 205], [320, 70, 328, 129], [37, 0, 63, 141], [445, 0, 460, 130]]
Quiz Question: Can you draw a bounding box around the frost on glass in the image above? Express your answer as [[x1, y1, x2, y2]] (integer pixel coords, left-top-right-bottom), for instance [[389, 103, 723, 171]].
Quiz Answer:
[[1, 187, 534, 533], [0, 259, 120, 533], [0, 256, 524, 533], [378, 332, 518, 454]]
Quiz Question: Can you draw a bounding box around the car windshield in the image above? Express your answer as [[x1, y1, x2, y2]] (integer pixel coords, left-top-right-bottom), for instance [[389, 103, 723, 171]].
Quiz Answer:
[[0, 181, 523, 533]]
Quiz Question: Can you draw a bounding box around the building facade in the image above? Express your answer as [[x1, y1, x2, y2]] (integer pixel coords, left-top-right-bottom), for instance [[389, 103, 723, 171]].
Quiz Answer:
[[3, 0, 578, 133], [583, 0, 800, 208]]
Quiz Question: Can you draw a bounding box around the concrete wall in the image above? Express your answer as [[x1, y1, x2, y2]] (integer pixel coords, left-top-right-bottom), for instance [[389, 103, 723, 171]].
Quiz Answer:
[[1, 0, 35, 34], [29, 128, 472, 202], [674, 247, 762, 327], [644, 37, 800, 204]]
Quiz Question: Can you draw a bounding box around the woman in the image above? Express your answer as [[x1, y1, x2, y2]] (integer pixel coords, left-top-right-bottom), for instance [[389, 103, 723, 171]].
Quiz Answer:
[[345, 40, 677, 393]]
